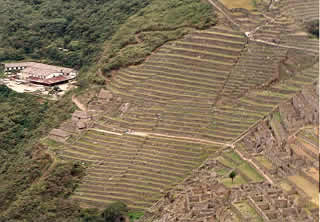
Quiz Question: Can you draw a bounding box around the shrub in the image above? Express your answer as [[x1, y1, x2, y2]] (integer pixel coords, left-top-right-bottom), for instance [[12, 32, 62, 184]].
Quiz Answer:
[[102, 201, 128, 222], [307, 20, 319, 38]]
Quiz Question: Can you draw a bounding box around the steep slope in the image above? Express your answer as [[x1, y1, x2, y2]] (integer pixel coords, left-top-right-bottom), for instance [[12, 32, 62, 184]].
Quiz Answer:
[[0, 0, 217, 221], [55, 19, 318, 218], [40, 0, 320, 217]]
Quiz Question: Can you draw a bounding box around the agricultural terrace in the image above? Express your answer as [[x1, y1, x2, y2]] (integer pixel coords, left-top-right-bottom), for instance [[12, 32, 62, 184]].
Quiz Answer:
[[59, 131, 219, 210], [288, 126, 319, 205], [54, 0, 319, 211], [217, 150, 264, 187], [220, 0, 261, 10], [281, 0, 319, 24]]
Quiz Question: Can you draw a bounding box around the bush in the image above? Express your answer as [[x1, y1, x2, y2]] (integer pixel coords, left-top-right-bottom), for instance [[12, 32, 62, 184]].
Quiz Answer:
[[307, 20, 319, 38], [102, 201, 128, 222]]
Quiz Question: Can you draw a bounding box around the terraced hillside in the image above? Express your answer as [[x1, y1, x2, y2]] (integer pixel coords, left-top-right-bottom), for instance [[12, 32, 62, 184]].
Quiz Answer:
[[281, 0, 319, 24], [51, 0, 319, 212], [59, 131, 219, 210]]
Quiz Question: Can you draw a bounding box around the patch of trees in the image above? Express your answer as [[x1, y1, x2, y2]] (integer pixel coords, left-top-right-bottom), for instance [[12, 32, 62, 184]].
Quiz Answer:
[[0, 85, 75, 216], [0, 0, 150, 68], [1, 160, 86, 221], [80, 201, 143, 222], [0, 85, 49, 151], [306, 20, 319, 38], [81, 202, 129, 222]]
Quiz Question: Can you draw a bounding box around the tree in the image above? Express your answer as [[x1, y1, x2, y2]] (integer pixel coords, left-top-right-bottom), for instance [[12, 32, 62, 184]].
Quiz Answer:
[[102, 201, 128, 222], [307, 20, 319, 38], [229, 171, 237, 184]]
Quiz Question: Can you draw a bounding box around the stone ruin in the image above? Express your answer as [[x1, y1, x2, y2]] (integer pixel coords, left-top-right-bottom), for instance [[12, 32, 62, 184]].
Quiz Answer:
[[72, 110, 92, 130], [48, 129, 71, 143]]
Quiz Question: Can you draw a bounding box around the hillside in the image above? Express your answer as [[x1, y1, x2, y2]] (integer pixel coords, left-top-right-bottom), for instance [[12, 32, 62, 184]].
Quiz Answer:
[[0, 0, 319, 221], [46, 0, 319, 218], [0, 0, 149, 68], [0, 0, 218, 221]]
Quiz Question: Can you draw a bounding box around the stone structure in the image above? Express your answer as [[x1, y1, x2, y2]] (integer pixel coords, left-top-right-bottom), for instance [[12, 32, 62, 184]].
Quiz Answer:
[[2, 62, 77, 86], [49, 129, 71, 143], [72, 110, 92, 130]]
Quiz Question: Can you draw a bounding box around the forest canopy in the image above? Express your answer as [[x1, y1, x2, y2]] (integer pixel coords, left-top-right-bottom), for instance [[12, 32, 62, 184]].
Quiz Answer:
[[0, 0, 150, 68]]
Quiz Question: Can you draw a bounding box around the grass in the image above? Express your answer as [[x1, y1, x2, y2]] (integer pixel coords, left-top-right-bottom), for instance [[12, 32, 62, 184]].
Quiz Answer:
[[223, 151, 244, 165], [288, 175, 319, 205], [99, 0, 217, 75], [238, 163, 264, 182], [221, 174, 248, 187], [217, 156, 237, 168], [234, 201, 263, 221], [218, 150, 264, 185], [254, 155, 273, 170], [128, 211, 144, 222], [216, 168, 230, 176]]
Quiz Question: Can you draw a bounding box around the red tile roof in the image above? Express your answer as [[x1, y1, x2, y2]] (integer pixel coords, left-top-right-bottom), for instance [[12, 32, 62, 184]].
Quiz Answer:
[[29, 76, 73, 85]]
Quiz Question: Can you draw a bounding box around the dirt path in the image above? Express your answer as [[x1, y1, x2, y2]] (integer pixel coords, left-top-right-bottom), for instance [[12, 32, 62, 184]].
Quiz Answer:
[[89, 128, 122, 136], [72, 95, 87, 112], [207, 0, 240, 28], [248, 36, 319, 53], [90, 127, 229, 146]]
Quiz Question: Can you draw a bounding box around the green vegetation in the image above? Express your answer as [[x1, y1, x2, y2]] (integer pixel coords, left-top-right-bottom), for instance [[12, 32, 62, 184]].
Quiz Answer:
[[218, 150, 264, 187], [98, 0, 216, 76], [234, 201, 263, 221], [128, 211, 144, 222], [0, 85, 74, 151], [0, 0, 217, 220], [306, 20, 319, 38], [238, 162, 264, 182], [254, 155, 273, 170], [0, 64, 4, 77], [0, 85, 79, 219], [102, 202, 128, 222], [229, 170, 237, 183], [221, 174, 247, 187], [0, 0, 150, 68], [1, 161, 85, 222], [79, 202, 136, 222]]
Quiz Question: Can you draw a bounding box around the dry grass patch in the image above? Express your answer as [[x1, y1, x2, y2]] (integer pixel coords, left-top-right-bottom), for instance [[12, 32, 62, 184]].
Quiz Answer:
[[254, 155, 273, 170], [288, 175, 319, 205], [220, 0, 260, 10], [303, 168, 319, 183], [279, 181, 292, 192]]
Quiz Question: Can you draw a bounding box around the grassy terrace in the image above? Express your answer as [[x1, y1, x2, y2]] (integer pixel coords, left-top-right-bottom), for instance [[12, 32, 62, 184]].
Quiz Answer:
[[222, 42, 288, 99], [55, 15, 319, 210], [288, 175, 319, 205], [233, 201, 263, 221], [57, 128, 218, 209], [283, 0, 319, 22], [217, 150, 264, 187]]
